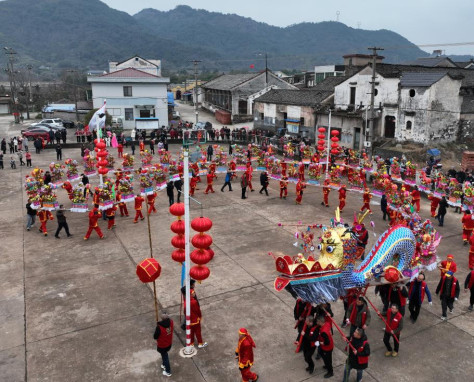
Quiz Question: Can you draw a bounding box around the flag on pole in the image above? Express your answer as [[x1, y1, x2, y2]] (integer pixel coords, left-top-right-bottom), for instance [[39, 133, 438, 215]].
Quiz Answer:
[[89, 101, 107, 136]]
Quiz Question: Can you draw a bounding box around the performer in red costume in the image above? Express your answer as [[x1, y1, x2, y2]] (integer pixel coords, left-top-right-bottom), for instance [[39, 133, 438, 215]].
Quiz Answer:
[[116, 191, 129, 217], [84, 204, 104, 240], [428, 194, 441, 217], [38, 208, 54, 236], [105, 205, 117, 230], [281, 161, 288, 177], [205, 172, 217, 194], [298, 162, 305, 181], [295, 180, 306, 205], [235, 328, 258, 382], [438, 254, 457, 276], [338, 184, 347, 212], [62, 181, 73, 200], [411, 186, 421, 212], [462, 209, 474, 245], [147, 191, 157, 214], [246, 162, 254, 191], [183, 289, 208, 348], [469, 234, 474, 270], [321, 179, 330, 207], [360, 188, 372, 213], [133, 193, 145, 223], [280, 176, 288, 199]]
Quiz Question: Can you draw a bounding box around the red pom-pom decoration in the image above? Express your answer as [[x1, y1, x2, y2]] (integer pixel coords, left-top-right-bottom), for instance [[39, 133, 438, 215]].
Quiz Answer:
[[136, 258, 161, 283]]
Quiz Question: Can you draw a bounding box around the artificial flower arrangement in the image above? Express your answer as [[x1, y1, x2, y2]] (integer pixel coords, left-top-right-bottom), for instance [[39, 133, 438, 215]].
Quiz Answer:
[[65, 158, 80, 180], [122, 153, 134, 170], [49, 162, 65, 184]]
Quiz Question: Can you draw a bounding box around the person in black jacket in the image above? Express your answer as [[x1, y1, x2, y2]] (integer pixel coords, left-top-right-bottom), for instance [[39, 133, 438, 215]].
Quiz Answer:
[[464, 270, 474, 311], [301, 315, 319, 374], [55, 205, 72, 238], [436, 196, 449, 226], [153, 313, 174, 377], [436, 273, 460, 320], [56, 144, 62, 161], [259, 171, 269, 196], [342, 328, 370, 382], [174, 178, 183, 203], [207, 145, 213, 161], [381, 194, 388, 221], [166, 180, 174, 206], [26, 199, 37, 230]]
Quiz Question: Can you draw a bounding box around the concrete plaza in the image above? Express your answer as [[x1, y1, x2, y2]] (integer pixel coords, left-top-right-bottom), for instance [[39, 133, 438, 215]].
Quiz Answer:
[[1, 117, 474, 382]]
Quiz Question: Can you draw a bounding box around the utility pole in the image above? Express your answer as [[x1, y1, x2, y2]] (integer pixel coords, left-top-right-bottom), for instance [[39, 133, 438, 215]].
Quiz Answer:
[[4, 47, 19, 123], [265, 52, 268, 87], [191, 60, 201, 125], [367, 46, 384, 160], [26, 64, 32, 120]]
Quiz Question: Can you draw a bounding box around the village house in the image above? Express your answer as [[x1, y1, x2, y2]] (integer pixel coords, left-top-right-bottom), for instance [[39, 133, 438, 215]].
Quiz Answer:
[[201, 71, 295, 124], [88, 56, 170, 130]]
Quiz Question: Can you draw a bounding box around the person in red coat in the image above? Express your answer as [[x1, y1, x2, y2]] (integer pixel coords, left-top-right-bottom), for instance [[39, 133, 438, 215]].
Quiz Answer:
[[246, 163, 254, 191], [298, 162, 305, 181], [116, 192, 129, 217], [428, 194, 441, 217], [316, 316, 334, 378], [105, 205, 117, 230], [235, 328, 258, 382], [411, 186, 421, 212], [117, 143, 123, 158], [383, 304, 403, 357], [204, 171, 217, 194], [321, 179, 330, 207], [295, 180, 305, 205], [38, 209, 54, 236], [360, 188, 372, 213], [438, 254, 457, 276], [153, 312, 174, 377], [338, 184, 347, 212], [134, 194, 145, 223], [281, 161, 288, 177], [469, 234, 474, 270], [280, 176, 288, 199], [184, 289, 208, 348], [84, 204, 104, 240], [147, 191, 157, 214], [190, 175, 198, 196], [461, 209, 474, 245]]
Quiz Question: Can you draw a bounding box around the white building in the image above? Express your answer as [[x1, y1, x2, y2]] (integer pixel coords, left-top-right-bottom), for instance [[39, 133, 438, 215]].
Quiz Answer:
[[88, 56, 169, 130]]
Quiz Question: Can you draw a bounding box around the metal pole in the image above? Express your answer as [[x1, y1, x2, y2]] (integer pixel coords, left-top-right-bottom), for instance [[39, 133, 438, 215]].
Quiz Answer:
[[367, 47, 383, 160], [265, 52, 268, 87], [325, 109, 332, 179], [191, 60, 201, 125], [182, 150, 196, 356], [26, 64, 32, 120]]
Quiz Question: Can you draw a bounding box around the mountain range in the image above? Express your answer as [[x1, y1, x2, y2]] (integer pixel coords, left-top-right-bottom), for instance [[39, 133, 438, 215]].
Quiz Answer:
[[0, 0, 445, 74]]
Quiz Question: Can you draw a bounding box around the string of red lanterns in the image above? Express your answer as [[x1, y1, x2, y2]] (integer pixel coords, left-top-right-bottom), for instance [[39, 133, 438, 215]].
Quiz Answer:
[[330, 129, 340, 156], [169, 203, 186, 263], [317, 127, 326, 155], [94, 139, 109, 175], [190, 216, 213, 283]]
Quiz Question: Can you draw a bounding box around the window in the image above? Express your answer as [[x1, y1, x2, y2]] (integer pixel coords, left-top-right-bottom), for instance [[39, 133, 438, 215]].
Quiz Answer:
[[350, 87, 356, 106], [374, 89, 378, 96], [260, 113, 264, 121], [108, 108, 121, 116], [123, 86, 132, 97], [409, 89, 416, 97], [406, 121, 412, 130], [300, 117, 305, 126], [125, 108, 134, 121]]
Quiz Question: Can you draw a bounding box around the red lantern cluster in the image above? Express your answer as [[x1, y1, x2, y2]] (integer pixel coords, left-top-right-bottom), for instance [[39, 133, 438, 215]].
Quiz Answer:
[[190, 216, 213, 282], [94, 139, 109, 175], [170, 203, 185, 263], [136, 258, 161, 283], [317, 127, 326, 154], [330, 130, 340, 156]]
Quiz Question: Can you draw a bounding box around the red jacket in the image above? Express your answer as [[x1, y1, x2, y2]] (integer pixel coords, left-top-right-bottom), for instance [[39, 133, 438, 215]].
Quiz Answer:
[[105, 205, 117, 218], [411, 189, 421, 201], [206, 173, 216, 184], [236, 334, 256, 368], [462, 213, 474, 230], [156, 319, 174, 349], [183, 296, 202, 325], [363, 191, 372, 203], [439, 260, 457, 274], [88, 208, 101, 227], [385, 310, 403, 333], [338, 188, 346, 200], [134, 196, 145, 210], [147, 192, 156, 204], [318, 321, 334, 351]]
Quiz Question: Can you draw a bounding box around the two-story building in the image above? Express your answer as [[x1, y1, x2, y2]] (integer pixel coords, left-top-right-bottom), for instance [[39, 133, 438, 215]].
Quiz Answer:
[[88, 56, 170, 130]]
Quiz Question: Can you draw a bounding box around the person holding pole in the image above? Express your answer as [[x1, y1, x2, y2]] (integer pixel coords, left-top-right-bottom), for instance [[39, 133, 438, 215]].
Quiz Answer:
[[342, 328, 370, 382], [346, 297, 371, 337], [301, 315, 318, 374], [383, 303, 403, 357], [316, 315, 334, 378]]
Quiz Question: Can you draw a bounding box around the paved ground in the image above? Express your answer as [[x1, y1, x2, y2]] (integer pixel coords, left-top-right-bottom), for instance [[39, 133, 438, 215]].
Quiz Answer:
[[1, 114, 474, 382]]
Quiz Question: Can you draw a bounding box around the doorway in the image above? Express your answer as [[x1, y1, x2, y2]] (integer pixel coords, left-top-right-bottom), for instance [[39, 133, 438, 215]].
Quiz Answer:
[[354, 127, 361, 150], [384, 116, 396, 138]]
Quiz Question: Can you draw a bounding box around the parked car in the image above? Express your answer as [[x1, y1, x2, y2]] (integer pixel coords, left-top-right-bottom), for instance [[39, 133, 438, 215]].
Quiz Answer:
[[172, 110, 180, 120], [22, 127, 51, 141], [30, 118, 63, 128], [32, 123, 66, 131], [62, 120, 75, 128]]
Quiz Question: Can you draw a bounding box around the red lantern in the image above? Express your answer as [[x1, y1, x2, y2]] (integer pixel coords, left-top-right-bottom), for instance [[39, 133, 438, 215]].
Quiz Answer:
[[206, 247, 215, 260], [190, 249, 212, 265], [331, 137, 339, 143], [98, 167, 109, 175], [98, 159, 108, 167], [191, 233, 213, 249], [384, 267, 401, 283], [171, 249, 186, 263], [169, 203, 185, 217], [171, 234, 185, 249], [317, 134, 325, 140], [330, 149, 339, 155], [317, 139, 325, 146], [331, 143, 339, 149], [317, 145, 325, 152], [191, 216, 213, 232], [331, 130, 340, 136], [170, 220, 185, 235], [95, 141, 106, 150], [318, 127, 326, 133], [136, 258, 161, 283], [190, 265, 210, 282]]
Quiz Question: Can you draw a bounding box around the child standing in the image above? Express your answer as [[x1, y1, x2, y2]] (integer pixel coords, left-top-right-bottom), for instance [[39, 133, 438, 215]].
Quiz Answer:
[[10, 156, 16, 169]]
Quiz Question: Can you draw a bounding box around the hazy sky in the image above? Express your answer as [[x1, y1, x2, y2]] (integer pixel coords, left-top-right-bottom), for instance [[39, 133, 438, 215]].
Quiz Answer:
[[102, 0, 473, 56]]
